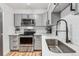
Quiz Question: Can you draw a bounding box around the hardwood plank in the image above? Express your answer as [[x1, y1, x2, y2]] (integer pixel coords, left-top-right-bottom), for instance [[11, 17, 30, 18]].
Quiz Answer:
[[22, 52, 26, 56], [29, 52, 33, 56], [11, 52, 16, 56], [7, 51, 42, 56], [32, 52, 36, 56], [25, 52, 29, 56]]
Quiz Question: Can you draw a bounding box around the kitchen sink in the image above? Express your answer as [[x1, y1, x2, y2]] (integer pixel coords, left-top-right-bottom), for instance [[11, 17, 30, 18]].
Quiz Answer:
[[46, 39, 76, 53]]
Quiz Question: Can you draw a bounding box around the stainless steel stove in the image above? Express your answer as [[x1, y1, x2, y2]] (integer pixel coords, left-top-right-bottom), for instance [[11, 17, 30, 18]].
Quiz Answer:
[[19, 29, 35, 52]]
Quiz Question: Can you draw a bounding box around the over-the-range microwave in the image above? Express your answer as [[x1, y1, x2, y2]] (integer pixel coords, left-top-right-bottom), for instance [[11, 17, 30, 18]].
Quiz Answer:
[[21, 19, 35, 26]]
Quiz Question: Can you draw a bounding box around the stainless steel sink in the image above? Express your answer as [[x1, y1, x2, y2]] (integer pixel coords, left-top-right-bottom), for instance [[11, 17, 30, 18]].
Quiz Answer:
[[46, 39, 76, 53]]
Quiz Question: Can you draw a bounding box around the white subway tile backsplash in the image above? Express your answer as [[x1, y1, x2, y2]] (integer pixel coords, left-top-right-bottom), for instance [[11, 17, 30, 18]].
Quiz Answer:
[[60, 5, 79, 46]]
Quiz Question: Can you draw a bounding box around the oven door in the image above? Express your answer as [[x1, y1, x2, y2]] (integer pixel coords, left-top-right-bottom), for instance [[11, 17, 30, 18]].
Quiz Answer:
[[19, 36, 34, 51], [20, 36, 33, 45]]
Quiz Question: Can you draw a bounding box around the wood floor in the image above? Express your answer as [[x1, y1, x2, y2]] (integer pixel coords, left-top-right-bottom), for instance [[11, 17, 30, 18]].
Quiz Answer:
[[7, 51, 42, 56]]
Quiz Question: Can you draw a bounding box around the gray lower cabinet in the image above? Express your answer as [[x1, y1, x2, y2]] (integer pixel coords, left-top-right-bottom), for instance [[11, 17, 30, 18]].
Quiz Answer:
[[9, 35, 19, 50], [34, 35, 42, 50]]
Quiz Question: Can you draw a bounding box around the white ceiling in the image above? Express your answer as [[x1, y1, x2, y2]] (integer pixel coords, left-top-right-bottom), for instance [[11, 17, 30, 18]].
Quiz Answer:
[[6, 3, 49, 9]]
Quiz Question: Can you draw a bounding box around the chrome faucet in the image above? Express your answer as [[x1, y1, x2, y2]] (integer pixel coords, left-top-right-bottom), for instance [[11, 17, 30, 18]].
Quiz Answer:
[[56, 19, 71, 43]]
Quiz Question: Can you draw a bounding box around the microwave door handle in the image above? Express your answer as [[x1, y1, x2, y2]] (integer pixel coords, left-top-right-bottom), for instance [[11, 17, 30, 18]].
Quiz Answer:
[[31, 20, 32, 24]]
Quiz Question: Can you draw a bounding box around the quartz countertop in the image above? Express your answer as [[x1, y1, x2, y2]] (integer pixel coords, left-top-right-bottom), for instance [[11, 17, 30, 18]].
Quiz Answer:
[[42, 34, 79, 56]]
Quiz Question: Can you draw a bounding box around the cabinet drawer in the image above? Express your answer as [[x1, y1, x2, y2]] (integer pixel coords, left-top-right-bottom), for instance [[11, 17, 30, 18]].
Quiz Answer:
[[34, 45, 42, 50], [34, 35, 42, 50], [9, 35, 19, 50], [10, 40, 19, 45], [35, 41, 41, 45], [11, 45, 19, 50], [11, 40, 17, 42], [35, 39, 41, 42], [13, 46, 17, 48]]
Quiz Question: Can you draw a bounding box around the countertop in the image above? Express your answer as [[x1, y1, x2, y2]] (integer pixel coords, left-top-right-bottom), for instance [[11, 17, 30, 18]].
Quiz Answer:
[[9, 32, 44, 35], [42, 34, 79, 56]]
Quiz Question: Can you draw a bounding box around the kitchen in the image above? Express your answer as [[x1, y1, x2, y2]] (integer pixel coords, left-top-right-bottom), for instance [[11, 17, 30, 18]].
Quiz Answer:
[[0, 3, 79, 56]]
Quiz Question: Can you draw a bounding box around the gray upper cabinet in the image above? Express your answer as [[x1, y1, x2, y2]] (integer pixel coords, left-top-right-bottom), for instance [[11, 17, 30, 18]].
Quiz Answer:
[[14, 14, 36, 26], [35, 14, 44, 26], [29, 14, 35, 19], [21, 14, 35, 19], [21, 14, 27, 19], [14, 14, 46, 27], [14, 14, 22, 26]]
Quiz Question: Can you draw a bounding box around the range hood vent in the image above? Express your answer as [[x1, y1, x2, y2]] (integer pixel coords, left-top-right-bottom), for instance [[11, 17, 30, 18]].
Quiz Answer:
[[53, 3, 70, 13]]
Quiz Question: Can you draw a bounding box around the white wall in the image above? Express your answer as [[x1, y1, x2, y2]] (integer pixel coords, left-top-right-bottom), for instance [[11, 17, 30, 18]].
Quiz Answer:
[[0, 4, 15, 55], [61, 5, 79, 46]]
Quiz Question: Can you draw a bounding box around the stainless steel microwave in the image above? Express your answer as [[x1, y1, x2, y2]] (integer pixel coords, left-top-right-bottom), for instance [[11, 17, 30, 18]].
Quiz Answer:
[[21, 19, 35, 26]]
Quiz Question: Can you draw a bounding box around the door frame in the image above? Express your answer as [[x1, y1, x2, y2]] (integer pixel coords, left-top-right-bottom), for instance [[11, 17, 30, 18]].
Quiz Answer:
[[0, 7, 3, 56]]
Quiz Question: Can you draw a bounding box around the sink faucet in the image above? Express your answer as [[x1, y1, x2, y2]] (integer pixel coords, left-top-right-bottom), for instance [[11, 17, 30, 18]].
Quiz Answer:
[[56, 19, 71, 43]]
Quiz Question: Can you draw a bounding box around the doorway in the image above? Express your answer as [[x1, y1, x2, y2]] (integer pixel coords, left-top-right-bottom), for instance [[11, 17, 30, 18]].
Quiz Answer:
[[0, 7, 3, 56]]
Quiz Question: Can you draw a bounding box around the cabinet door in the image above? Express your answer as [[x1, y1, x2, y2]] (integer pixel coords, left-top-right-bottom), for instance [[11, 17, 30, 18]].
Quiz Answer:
[[34, 35, 42, 50], [21, 14, 27, 19], [14, 14, 22, 26], [22, 14, 35, 19], [29, 15, 35, 19], [35, 14, 43, 26], [10, 35, 19, 50]]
